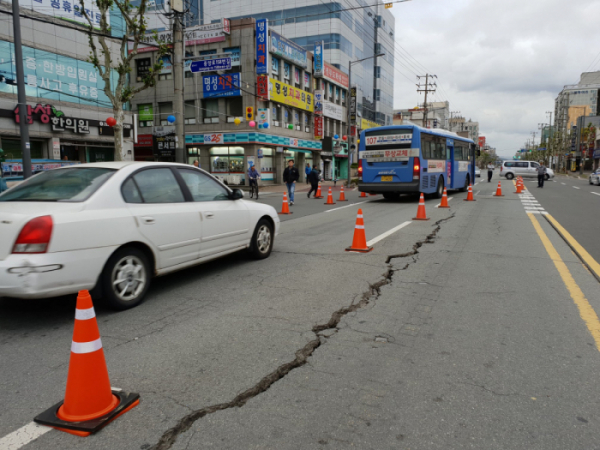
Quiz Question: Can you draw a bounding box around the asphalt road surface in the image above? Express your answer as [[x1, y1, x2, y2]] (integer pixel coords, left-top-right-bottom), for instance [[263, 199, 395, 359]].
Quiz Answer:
[[2, 179, 600, 450]]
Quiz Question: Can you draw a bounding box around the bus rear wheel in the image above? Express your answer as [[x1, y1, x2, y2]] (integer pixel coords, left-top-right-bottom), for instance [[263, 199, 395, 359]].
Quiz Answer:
[[433, 178, 444, 199], [459, 175, 469, 192]]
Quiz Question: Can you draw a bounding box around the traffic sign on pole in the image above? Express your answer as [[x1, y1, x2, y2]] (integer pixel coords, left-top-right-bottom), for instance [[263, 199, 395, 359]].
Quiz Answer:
[[190, 58, 232, 73]]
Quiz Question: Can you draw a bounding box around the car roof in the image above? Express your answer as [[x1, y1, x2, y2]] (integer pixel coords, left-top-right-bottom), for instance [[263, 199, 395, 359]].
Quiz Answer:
[[65, 162, 192, 170]]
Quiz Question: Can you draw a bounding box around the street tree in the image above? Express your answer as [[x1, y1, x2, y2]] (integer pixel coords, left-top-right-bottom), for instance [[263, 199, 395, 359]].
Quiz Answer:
[[80, 0, 168, 160], [477, 148, 497, 168]]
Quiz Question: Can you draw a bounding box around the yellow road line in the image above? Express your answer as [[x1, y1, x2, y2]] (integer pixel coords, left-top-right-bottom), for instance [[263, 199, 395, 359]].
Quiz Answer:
[[528, 213, 600, 351], [545, 213, 600, 281]]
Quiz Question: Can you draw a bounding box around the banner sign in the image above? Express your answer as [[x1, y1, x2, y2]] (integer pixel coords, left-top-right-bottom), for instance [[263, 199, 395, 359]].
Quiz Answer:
[[314, 41, 324, 78], [191, 57, 232, 73], [138, 104, 153, 121], [364, 134, 413, 146], [269, 78, 314, 112], [323, 62, 349, 88], [13, 104, 90, 134], [257, 108, 270, 129], [223, 47, 240, 66], [359, 148, 420, 162], [314, 116, 324, 140], [314, 90, 324, 115], [202, 73, 241, 98], [154, 134, 176, 158], [349, 87, 357, 125], [256, 75, 269, 101], [0, 40, 116, 108], [323, 101, 343, 121], [12, 0, 108, 28], [256, 19, 269, 75], [270, 31, 307, 69], [135, 19, 231, 53]]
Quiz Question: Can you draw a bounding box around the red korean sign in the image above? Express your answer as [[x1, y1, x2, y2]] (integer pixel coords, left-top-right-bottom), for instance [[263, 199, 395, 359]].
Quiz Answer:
[[135, 134, 153, 147], [478, 136, 486, 148], [314, 116, 323, 140], [323, 63, 349, 88], [256, 75, 269, 101]]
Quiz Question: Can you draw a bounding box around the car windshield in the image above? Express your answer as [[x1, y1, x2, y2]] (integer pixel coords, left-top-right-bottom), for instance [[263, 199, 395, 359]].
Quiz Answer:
[[0, 167, 116, 202]]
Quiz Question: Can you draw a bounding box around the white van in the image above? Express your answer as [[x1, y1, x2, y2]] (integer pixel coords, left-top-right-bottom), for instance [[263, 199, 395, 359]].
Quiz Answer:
[[501, 161, 554, 180]]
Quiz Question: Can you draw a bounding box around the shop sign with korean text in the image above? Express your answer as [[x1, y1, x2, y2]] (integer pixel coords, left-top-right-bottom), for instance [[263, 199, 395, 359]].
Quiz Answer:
[[323, 101, 343, 121], [269, 78, 313, 112], [257, 108, 270, 129], [314, 41, 324, 77], [314, 116, 324, 139], [191, 57, 231, 73], [13, 104, 90, 134], [364, 134, 413, 146], [154, 134, 176, 158], [256, 19, 269, 75], [323, 63, 349, 88], [256, 75, 269, 101], [314, 90, 324, 115], [202, 73, 241, 98], [134, 19, 231, 53], [359, 148, 419, 162], [270, 31, 307, 68], [15, 0, 108, 28]]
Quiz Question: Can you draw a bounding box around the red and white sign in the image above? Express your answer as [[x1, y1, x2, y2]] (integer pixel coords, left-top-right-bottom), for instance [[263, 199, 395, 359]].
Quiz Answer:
[[478, 136, 486, 148], [427, 160, 445, 173], [204, 133, 223, 144], [256, 75, 269, 101], [135, 134, 153, 147], [365, 134, 412, 146], [314, 116, 323, 140], [359, 148, 419, 160], [323, 63, 349, 88]]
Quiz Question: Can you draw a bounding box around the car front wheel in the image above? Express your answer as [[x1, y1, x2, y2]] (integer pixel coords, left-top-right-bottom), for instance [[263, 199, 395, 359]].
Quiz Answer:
[[101, 247, 151, 310], [250, 218, 274, 259]]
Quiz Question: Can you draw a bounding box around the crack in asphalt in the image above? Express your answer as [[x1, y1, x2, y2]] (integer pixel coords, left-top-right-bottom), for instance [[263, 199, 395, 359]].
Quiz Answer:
[[150, 215, 455, 450]]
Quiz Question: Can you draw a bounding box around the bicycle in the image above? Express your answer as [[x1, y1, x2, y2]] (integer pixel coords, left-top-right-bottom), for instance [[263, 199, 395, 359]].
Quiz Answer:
[[249, 179, 259, 199]]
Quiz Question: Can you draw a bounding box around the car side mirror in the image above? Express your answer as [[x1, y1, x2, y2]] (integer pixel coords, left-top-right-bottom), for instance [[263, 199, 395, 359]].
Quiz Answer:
[[230, 188, 244, 200]]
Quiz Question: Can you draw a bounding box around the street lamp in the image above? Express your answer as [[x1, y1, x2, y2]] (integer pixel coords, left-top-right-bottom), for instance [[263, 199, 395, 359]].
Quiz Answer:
[[346, 53, 385, 187]]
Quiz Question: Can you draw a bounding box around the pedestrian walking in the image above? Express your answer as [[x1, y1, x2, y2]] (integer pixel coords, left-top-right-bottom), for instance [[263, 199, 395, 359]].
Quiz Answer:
[[283, 159, 299, 205], [305, 163, 311, 184], [487, 163, 494, 182], [537, 161, 547, 188], [307, 166, 320, 198]]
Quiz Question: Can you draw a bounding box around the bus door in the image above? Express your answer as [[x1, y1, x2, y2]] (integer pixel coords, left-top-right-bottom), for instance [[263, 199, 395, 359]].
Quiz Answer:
[[446, 138, 455, 188]]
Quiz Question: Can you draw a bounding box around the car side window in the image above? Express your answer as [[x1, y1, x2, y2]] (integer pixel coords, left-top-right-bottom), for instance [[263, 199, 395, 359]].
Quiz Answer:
[[121, 178, 143, 203], [177, 169, 231, 202], [132, 168, 185, 203], [531, 162, 540, 168], [505, 162, 514, 168], [517, 162, 528, 168]]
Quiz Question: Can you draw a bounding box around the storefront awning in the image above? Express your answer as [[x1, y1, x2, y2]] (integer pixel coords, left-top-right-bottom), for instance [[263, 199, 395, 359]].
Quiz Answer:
[[288, 148, 313, 154]]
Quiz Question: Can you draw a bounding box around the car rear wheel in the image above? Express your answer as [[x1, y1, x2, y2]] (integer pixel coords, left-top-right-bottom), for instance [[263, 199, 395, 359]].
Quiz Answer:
[[250, 219, 273, 260], [505, 173, 514, 180], [101, 247, 151, 310], [545, 174, 550, 180]]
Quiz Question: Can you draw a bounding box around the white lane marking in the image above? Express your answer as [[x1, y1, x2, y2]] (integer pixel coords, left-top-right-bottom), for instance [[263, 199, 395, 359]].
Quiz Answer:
[[475, 190, 481, 196], [324, 201, 368, 213], [0, 422, 52, 450], [366, 221, 412, 247], [573, 186, 580, 189], [561, 182, 566, 185], [592, 192, 600, 197], [435, 197, 453, 207]]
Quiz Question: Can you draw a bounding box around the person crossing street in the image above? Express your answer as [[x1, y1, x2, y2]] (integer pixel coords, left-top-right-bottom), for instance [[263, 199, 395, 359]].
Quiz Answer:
[[537, 161, 547, 188], [487, 163, 494, 182], [283, 159, 300, 205]]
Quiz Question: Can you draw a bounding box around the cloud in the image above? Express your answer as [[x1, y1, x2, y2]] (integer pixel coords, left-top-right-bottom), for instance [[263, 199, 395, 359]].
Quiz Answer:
[[390, 0, 600, 156]]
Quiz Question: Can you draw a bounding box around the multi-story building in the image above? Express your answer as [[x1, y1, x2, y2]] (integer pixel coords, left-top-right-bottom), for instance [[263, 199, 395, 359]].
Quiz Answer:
[[0, 0, 134, 171], [130, 18, 349, 183], [394, 102, 449, 130], [555, 72, 600, 136], [201, 0, 395, 130]]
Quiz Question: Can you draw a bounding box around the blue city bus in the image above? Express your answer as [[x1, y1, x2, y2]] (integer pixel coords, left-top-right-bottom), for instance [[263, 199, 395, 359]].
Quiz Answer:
[[357, 125, 477, 200]]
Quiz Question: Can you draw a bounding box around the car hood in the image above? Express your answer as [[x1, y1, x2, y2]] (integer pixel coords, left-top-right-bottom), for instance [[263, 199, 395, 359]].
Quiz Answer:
[[0, 202, 84, 260]]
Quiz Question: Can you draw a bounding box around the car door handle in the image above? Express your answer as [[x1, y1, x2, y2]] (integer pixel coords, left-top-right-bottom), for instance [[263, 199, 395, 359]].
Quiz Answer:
[[141, 216, 155, 224], [205, 212, 214, 219]]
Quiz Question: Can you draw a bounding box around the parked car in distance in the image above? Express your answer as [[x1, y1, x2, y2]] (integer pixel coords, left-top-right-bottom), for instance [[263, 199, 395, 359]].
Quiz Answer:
[[0, 162, 280, 310], [589, 170, 600, 185], [475, 167, 481, 178], [500, 161, 554, 180]]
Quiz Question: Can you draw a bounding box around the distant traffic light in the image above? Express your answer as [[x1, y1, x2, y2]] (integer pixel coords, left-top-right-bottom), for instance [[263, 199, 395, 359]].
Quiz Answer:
[[245, 107, 254, 121]]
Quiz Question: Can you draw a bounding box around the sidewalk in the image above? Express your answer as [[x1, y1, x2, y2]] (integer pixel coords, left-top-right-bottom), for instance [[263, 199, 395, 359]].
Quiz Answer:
[[242, 180, 345, 194]]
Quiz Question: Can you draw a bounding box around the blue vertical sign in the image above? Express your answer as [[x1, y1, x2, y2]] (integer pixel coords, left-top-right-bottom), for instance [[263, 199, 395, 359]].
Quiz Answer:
[[256, 19, 269, 75], [314, 41, 324, 78]]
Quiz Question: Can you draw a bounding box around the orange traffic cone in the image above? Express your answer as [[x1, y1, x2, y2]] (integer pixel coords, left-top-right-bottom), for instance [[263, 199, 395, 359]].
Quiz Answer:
[[438, 188, 450, 208], [34, 291, 139, 436], [464, 184, 476, 201], [314, 184, 323, 199], [360, 191, 368, 198], [279, 192, 293, 214], [494, 181, 504, 197], [324, 187, 336, 205], [345, 209, 373, 253], [413, 193, 430, 220], [514, 179, 523, 194], [338, 186, 348, 202]]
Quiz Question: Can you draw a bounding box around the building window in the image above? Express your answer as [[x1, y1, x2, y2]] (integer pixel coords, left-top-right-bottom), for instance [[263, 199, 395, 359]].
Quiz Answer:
[[271, 57, 279, 79], [284, 62, 290, 81], [227, 97, 243, 117], [209, 146, 245, 173], [185, 100, 196, 125], [159, 102, 173, 125], [259, 147, 274, 172], [271, 105, 279, 122], [203, 99, 219, 122]]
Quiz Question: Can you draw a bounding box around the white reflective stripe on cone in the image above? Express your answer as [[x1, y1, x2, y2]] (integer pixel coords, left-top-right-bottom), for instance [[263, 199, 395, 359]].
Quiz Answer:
[[355, 225, 365, 229], [71, 338, 103, 354], [75, 307, 96, 321], [357, 215, 363, 218]]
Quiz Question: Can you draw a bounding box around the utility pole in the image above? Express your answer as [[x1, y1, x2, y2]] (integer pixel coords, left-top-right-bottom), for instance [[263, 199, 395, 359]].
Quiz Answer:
[[172, 8, 185, 163], [546, 110, 553, 168], [449, 111, 460, 132], [12, 0, 32, 178], [531, 132, 536, 150], [417, 74, 436, 128]]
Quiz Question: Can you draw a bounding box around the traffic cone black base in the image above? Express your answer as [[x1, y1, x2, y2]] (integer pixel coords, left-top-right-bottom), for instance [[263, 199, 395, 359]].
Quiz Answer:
[[34, 390, 140, 437], [345, 246, 373, 253]]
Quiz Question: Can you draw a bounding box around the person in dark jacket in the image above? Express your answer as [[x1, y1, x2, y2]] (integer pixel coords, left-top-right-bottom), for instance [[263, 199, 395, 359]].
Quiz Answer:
[[307, 167, 320, 198], [282, 159, 300, 205]]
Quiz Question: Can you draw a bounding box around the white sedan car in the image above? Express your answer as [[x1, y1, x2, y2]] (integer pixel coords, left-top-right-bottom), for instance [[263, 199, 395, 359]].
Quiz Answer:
[[0, 162, 279, 309]]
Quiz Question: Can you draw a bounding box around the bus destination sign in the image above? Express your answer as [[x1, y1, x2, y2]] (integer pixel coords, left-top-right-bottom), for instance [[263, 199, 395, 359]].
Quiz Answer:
[[359, 148, 419, 162], [365, 134, 412, 146]]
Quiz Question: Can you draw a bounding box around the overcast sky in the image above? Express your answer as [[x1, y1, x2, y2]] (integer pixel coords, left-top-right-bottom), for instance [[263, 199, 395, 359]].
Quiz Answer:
[[389, 0, 600, 157]]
